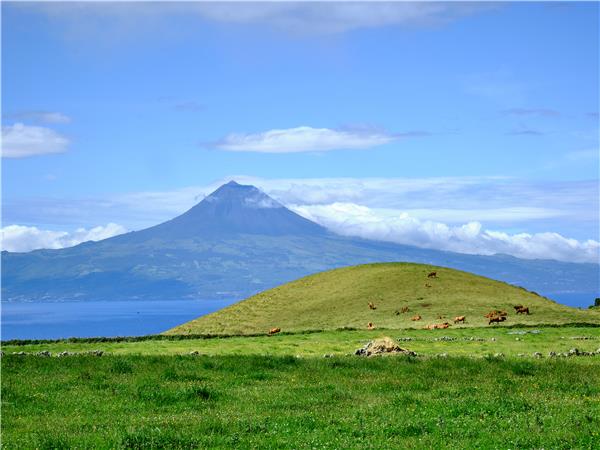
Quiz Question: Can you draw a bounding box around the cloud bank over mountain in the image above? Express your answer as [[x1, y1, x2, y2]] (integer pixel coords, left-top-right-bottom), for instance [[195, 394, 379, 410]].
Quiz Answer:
[[291, 202, 598, 264], [1, 223, 126, 253]]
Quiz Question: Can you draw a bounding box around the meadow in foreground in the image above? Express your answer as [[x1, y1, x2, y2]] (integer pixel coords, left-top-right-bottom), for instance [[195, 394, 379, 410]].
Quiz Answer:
[[2, 352, 600, 449], [3, 325, 600, 358]]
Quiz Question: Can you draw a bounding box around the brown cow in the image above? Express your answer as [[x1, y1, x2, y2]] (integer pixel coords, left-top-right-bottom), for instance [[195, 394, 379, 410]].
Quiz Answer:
[[268, 327, 281, 335], [401, 306, 410, 313], [488, 316, 507, 325], [515, 306, 530, 315], [411, 315, 422, 321], [484, 310, 507, 319], [368, 302, 377, 310], [427, 272, 437, 278], [367, 322, 375, 330], [454, 315, 466, 324], [424, 322, 451, 330]]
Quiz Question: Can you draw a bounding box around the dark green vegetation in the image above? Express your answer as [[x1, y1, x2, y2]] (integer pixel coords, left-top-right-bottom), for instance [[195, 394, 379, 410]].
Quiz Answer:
[[2, 354, 599, 449], [168, 263, 600, 335], [3, 182, 598, 302]]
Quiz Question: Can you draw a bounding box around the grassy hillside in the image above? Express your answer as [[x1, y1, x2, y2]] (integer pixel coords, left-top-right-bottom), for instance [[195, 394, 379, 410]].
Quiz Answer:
[[167, 263, 600, 335]]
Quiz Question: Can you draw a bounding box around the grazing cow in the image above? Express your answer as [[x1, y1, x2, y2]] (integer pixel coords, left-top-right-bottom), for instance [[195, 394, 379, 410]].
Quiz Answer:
[[401, 306, 410, 313], [368, 302, 377, 310], [484, 310, 507, 318], [367, 322, 375, 330], [513, 305, 524, 311], [488, 316, 507, 325], [515, 306, 530, 315], [427, 272, 437, 278], [411, 315, 422, 321], [424, 324, 436, 330], [454, 315, 466, 324], [438, 322, 450, 329], [268, 327, 281, 335]]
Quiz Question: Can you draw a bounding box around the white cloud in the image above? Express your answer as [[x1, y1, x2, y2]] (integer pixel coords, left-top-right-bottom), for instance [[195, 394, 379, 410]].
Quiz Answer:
[[565, 149, 598, 161], [1, 223, 127, 253], [1, 123, 70, 158], [8, 111, 71, 124], [501, 108, 560, 118], [215, 126, 397, 153], [290, 202, 600, 264], [21, 2, 495, 36], [191, 2, 493, 34]]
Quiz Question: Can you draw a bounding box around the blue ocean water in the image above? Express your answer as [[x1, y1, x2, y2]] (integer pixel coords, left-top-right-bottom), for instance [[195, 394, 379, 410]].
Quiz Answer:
[[0, 293, 596, 341], [0, 299, 238, 341]]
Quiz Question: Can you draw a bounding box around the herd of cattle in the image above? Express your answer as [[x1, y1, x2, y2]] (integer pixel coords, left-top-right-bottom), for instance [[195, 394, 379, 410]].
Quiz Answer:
[[267, 271, 533, 335]]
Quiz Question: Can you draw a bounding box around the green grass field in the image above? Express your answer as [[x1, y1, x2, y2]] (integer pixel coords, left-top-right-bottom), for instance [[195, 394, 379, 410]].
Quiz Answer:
[[2, 353, 600, 449], [3, 263, 600, 448], [3, 326, 600, 358], [167, 263, 600, 335]]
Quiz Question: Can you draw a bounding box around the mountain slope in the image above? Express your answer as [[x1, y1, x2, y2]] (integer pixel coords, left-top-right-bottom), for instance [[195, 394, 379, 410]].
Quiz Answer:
[[2, 182, 598, 302], [166, 263, 600, 335]]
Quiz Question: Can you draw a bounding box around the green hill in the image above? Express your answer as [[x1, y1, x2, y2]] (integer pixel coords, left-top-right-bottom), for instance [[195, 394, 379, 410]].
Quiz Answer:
[[166, 263, 600, 335]]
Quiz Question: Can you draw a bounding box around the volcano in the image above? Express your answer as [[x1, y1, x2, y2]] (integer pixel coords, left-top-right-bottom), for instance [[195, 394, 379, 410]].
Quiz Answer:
[[2, 181, 598, 302]]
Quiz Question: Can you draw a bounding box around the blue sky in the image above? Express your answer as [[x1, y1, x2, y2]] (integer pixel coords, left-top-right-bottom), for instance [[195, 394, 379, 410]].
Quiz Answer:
[[1, 2, 599, 263]]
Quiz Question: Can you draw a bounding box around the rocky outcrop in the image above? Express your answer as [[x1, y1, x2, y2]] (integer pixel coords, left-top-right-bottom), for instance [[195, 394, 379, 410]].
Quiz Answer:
[[355, 337, 416, 357]]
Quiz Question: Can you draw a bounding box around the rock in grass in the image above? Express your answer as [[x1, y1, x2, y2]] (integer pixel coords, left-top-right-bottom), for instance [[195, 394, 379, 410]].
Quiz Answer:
[[548, 351, 557, 357], [36, 351, 51, 357], [568, 348, 580, 356], [355, 337, 416, 357], [533, 352, 543, 358]]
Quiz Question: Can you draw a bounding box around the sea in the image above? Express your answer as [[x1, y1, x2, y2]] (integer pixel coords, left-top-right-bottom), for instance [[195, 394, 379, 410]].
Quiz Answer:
[[1, 298, 238, 341], [0, 293, 596, 341]]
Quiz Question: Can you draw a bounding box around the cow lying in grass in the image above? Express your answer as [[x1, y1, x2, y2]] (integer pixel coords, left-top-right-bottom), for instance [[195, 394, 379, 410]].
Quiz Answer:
[[367, 322, 375, 330], [368, 302, 377, 310], [514, 305, 530, 315], [424, 322, 451, 330], [453, 315, 466, 324], [427, 271, 437, 278], [411, 315, 422, 321], [488, 316, 507, 325], [268, 327, 281, 335]]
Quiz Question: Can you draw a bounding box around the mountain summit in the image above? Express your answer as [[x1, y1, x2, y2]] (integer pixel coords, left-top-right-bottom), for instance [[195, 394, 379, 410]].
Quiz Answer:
[[132, 181, 327, 240], [2, 182, 598, 302]]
